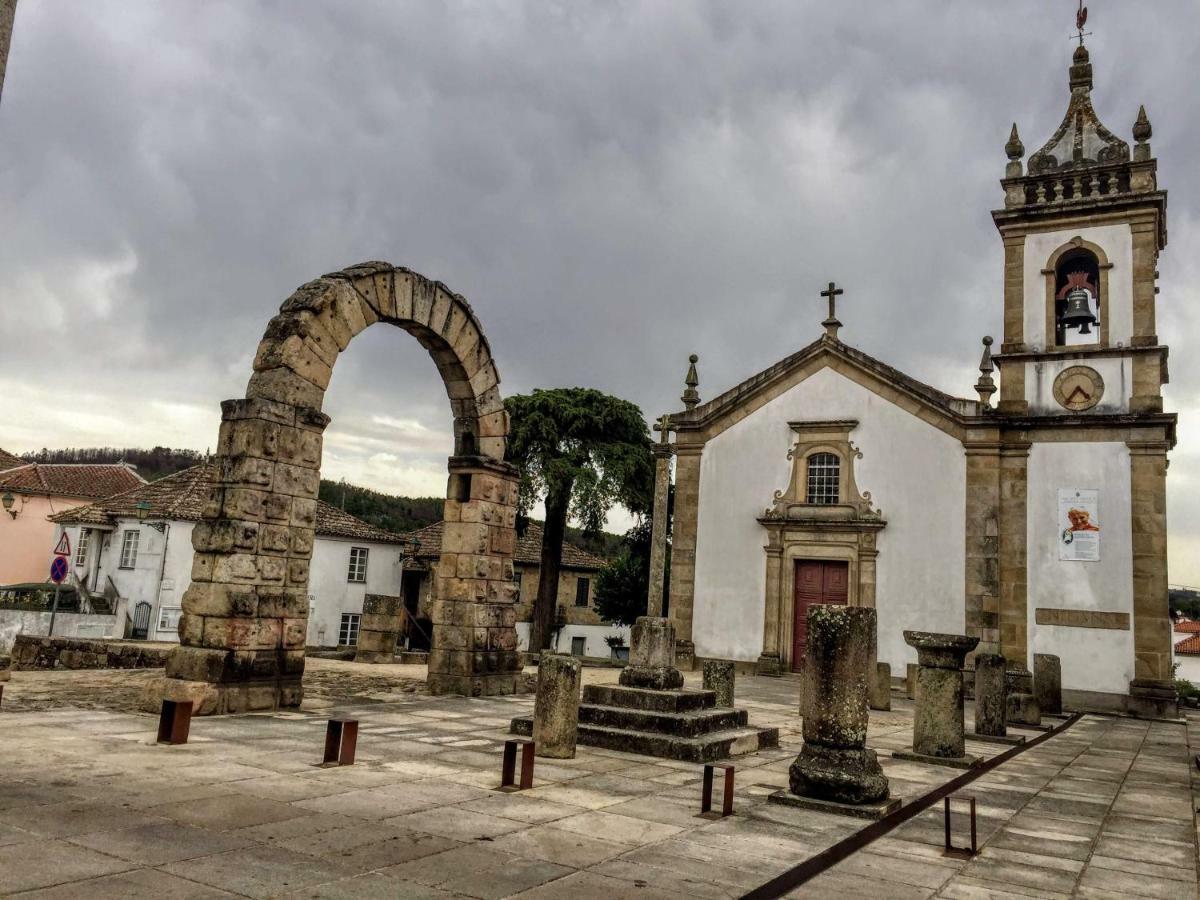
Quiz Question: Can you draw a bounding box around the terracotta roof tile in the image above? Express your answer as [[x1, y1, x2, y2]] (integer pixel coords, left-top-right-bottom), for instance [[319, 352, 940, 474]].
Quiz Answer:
[[50, 464, 409, 545], [406, 520, 608, 571], [1173, 621, 1200, 634], [1174, 634, 1200, 655], [0, 462, 144, 500]]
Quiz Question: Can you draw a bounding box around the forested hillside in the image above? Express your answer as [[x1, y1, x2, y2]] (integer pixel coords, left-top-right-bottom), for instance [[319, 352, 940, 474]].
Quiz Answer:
[[24, 446, 204, 480]]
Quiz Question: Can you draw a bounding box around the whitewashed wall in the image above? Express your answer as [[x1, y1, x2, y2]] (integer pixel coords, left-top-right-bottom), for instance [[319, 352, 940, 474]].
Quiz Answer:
[[514, 621, 631, 658], [691, 366, 967, 673], [1022, 224, 1133, 349], [1026, 442, 1133, 695], [1026, 355, 1131, 415], [306, 537, 405, 647]]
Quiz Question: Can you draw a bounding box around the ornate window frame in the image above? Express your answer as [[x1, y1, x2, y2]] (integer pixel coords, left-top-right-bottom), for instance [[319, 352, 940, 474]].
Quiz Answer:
[[756, 420, 886, 675]]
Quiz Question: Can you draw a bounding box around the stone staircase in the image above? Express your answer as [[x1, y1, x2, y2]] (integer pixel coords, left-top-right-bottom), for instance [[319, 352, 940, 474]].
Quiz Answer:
[[511, 683, 779, 762]]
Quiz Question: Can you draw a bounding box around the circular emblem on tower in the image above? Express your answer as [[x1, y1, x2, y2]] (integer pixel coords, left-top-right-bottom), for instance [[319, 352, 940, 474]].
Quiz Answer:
[[1053, 365, 1104, 412]]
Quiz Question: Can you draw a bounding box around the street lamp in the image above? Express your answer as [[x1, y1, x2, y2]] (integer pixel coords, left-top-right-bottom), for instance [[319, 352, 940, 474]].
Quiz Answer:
[[135, 500, 151, 520], [2, 492, 16, 519]]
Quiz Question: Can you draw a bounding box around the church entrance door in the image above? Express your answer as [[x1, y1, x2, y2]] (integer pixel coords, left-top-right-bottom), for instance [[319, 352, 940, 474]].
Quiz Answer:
[[792, 560, 849, 671]]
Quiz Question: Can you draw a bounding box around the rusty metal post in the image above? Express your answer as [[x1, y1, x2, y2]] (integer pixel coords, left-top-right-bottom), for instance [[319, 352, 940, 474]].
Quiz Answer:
[[500, 739, 535, 791], [700, 763, 735, 817], [323, 718, 358, 765], [943, 794, 977, 858], [156, 699, 193, 745]]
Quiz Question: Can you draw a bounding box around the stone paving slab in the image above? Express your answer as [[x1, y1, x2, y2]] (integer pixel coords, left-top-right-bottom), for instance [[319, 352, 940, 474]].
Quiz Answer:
[[0, 664, 1197, 898]]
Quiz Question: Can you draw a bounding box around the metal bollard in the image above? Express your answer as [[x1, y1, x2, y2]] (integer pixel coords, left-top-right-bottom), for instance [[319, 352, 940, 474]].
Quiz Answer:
[[157, 699, 193, 745], [943, 794, 977, 858], [700, 763, 735, 818], [323, 718, 359, 766], [499, 739, 536, 791]]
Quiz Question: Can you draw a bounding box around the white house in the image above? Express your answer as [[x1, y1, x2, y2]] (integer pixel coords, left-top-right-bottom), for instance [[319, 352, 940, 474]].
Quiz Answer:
[[50, 464, 410, 647]]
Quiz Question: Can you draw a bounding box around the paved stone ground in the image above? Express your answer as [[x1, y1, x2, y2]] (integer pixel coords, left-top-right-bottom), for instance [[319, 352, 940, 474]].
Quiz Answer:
[[0, 662, 1196, 898]]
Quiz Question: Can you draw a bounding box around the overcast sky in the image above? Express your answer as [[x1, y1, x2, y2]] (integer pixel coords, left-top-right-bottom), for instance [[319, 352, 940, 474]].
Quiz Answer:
[[2, 2, 1198, 580]]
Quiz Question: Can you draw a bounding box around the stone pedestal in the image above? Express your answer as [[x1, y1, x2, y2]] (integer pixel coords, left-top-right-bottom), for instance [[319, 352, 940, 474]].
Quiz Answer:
[[1033, 654, 1062, 715], [1128, 679, 1179, 720], [870, 662, 891, 711], [620, 618, 683, 690], [755, 653, 783, 677], [771, 605, 894, 817], [906, 663, 918, 700], [674, 640, 696, 672], [895, 631, 980, 769], [702, 660, 735, 707], [973, 653, 1008, 738], [354, 594, 403, 664], [533, 654, 582, 758], [1007, 692, 1041, 726]]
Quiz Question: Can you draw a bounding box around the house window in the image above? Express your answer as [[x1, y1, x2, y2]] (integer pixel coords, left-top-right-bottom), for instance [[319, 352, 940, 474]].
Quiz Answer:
[[805, 453, 841, 505], [575, 577, 591, 607], [339, 613, 362, 647], [119, 530, 140, 569], [347, 547, 369, 583], [75, 529, 90, 567]]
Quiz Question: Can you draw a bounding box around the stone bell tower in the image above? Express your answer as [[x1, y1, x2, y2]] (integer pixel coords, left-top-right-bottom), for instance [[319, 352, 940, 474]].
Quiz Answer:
[[989, 38, 1177, 717]]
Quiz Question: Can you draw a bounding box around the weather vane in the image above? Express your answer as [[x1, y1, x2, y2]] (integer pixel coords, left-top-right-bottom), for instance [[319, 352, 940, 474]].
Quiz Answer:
[[1073, 1, 1092, 46]]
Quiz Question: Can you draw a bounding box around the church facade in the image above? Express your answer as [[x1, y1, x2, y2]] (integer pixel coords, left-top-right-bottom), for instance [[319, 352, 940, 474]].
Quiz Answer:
[[662, 42, 1176, 716]]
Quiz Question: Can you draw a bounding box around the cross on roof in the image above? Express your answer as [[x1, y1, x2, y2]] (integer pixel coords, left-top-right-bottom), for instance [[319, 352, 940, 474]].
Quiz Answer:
[[820, 281, 844, 339]]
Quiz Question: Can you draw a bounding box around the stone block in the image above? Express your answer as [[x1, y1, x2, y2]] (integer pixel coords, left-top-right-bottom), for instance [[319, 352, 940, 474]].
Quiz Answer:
[[1007, 692, 1041, 726], [702, 659, 735, 707], [1033, 653, 1062, 715], [870, 662, 891, 711], [906, 663, 918, 699], [533, 653, 582, 759], [974, 653, 1007, 737]]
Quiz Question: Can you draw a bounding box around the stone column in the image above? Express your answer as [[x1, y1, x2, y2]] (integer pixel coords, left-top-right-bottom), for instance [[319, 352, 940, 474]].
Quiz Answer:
[[756, 538, 784, 676], [666, 444, 702, 659], [897, 631, 979, 767], [619, 617, 683, 690], [998, 444, 1030, 677], [646, 432, 674, 618], [906, 663, 918, 700], [1033, 653, 1062, 716], [427, 456, 525, 697], [870, 662, 891, 712], [354, 594, 403, 664], [702, 659, 735, 707], [775, 605, 892, 812], [964, 441, 1002, 657], [533, 653, 581, 758], [974, 653, 1007, 737]]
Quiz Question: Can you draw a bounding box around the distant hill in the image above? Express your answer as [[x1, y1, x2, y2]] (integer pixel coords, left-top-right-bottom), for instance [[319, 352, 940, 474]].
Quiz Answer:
[[25, 446, 620, 553]]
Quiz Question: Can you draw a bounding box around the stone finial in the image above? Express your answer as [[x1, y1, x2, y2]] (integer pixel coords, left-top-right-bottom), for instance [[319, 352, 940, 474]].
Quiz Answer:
[[1004, 123, 1024, 177], [1133, 104, 1153, 161], [1069, 43, 1092, 92], [975, 336, 996, 408], [681, 354, 700, 410]]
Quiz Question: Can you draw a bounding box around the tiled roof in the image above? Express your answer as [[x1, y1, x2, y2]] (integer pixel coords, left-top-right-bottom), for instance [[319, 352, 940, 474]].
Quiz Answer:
[[1174, 634, 1200, 655], [0, 462, 144, 500], [0, 448, 24, 471], [1173, 621, 1200, 634], [406, 521, 608, 571], [50, 464, 409, 545]]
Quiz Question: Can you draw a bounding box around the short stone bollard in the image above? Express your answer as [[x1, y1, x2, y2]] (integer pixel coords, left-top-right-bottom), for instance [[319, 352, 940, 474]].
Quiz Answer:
[[1007, 692, 1041, 727], [769, 605, 897, 818], [906, 663, 919, 700], [973, 653, 1016, 743], [870, 662, 892, 711], [895, 631, 980, 768], [702, 660, 735, 708], [619, 616, 683, 690], [533, 653, 582, 758], [1034, 654, 1063, 716]]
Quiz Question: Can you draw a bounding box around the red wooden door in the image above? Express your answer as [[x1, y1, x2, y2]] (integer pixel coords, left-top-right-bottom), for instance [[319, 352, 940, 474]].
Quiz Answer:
[[792, 560, 849, 671]]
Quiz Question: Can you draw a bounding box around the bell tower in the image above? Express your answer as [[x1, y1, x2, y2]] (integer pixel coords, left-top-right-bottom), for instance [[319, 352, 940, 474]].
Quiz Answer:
[[987, 30, 1178, 718], [991, 42, 1167, 417]]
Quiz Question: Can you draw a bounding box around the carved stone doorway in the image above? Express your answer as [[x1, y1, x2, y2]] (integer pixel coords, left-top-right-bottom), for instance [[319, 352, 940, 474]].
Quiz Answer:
[[791, 560, 848, 672]]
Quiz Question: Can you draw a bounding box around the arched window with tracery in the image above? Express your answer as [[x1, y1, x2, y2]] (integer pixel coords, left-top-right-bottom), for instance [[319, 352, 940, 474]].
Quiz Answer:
[[1054, 247, 1101, 346], [805, 452, 841, 504]]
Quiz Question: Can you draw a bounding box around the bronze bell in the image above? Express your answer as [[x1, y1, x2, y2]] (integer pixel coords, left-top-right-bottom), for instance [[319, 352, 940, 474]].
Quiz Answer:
[[1061, 286, 1097, 335]]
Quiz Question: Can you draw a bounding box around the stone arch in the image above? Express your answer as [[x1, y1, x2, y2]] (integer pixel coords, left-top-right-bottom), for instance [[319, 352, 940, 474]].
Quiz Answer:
[[1042, 236, 1113, 348], [161, 262, 523, 714]]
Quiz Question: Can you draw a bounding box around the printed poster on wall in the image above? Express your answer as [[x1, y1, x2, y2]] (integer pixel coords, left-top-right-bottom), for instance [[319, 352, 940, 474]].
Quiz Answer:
[[1058, 488, 1100, 562]]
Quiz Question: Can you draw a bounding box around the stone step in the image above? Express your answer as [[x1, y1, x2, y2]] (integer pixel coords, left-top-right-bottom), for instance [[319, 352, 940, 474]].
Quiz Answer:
[[582, 684, 716, 713], [578, 702, 748, 738], [510, 716, 779, 763]]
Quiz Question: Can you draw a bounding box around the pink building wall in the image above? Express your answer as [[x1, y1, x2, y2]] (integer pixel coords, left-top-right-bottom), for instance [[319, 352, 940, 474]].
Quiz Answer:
[[0, 494, 92, 584]]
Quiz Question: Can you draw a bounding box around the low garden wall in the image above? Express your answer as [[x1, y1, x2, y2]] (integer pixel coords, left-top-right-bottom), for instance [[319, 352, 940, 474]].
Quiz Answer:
[[11, 636, 172, 670]]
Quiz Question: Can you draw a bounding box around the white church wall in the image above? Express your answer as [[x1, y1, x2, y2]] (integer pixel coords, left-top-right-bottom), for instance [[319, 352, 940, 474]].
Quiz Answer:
[[1025, 355, 1131, 415], [1027, 441, 1133, 695], [1021, 224, 1133, 349], [306, 538, 404, 647], [691, 367, 966, 673]]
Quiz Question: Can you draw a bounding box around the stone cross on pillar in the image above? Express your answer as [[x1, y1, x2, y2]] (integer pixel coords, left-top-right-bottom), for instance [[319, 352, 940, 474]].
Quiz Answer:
[[647, 415, 674, 618], [820, 282, 844, 339]]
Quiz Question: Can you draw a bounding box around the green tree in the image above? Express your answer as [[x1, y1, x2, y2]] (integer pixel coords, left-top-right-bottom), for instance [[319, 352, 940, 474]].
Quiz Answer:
[[594, 520, 653, 627], [505, 388, 654, 651]]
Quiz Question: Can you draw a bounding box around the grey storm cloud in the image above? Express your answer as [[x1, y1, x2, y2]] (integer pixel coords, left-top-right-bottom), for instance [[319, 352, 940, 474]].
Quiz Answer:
[[2, 1, 1199, 576]]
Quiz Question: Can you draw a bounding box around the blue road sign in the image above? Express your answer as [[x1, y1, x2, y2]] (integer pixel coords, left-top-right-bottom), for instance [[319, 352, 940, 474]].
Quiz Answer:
[[50, 556, 68, 584]]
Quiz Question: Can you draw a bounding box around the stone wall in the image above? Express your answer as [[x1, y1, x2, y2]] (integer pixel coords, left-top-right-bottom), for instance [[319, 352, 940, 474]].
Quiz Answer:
[[12, 636, 171, 670]]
